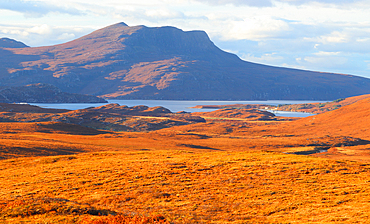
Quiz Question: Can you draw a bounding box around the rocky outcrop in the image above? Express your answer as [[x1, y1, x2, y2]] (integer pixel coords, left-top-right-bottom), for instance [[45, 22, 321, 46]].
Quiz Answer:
[[193, 108, 277, 121], [0, 83, 107, 103], [0, 102, 205, 132], [84, 103, 172, 116], [0, 23, 370, 100]]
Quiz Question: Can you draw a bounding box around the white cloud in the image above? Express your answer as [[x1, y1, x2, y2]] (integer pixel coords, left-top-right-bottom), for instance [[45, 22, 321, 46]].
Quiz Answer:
[[300, 55, 349, 69], [191, 0, 273, 7], [241, 53, 285, 64], [317, 31, 349, 44], [357, 37, 370, 42], [1, 27, 29, 37], [0, 24, 93, 46], [192, 0, 365, 7], [225, 16, 290, 40], [0, 0, 83, 18], [313, 51, 341, 56], [57, 32, 75, 40], [144, 9, 184, 19], [27, 24, 52, 35]]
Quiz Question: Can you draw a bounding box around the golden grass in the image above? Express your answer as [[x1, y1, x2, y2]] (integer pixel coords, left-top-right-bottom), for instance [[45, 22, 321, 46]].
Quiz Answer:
[[2, 150, 370, 223]]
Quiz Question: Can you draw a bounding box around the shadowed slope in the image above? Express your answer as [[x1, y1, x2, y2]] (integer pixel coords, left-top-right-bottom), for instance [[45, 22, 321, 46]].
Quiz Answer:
[[0, 83, 107, 103], [0, 38, 29, 48]]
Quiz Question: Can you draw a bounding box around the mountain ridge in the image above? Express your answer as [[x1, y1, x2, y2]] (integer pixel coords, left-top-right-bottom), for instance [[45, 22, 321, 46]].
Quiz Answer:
[[1, 22, 370, 100]]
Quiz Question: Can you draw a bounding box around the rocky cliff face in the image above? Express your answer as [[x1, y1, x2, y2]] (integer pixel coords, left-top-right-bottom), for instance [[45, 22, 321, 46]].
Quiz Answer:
[[0, 83, 107, 103], [0, 23, 370, 100]]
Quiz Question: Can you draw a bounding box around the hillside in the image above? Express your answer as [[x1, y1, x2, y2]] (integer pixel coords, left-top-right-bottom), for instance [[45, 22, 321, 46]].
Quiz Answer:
[[274, 94, 370, 114], [0, 23, 370, 100], [0, 83, 107, 103], [285, 96, 370, 139]]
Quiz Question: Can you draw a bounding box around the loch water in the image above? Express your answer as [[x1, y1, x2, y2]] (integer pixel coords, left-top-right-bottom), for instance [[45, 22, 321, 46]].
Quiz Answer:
[[31, 99, 326, 117]]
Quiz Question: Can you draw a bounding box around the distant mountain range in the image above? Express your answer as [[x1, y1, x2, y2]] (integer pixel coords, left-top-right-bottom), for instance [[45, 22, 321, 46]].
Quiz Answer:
[[1, 22, 370, 100]]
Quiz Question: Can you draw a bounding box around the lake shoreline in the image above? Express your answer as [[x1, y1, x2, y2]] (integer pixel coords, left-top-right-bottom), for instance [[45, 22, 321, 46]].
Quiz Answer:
[[29, 99, 326, 117]]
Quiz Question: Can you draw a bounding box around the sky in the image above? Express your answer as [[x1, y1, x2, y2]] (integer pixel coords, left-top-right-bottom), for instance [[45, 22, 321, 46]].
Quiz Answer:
[[1, 0, 370, 78]]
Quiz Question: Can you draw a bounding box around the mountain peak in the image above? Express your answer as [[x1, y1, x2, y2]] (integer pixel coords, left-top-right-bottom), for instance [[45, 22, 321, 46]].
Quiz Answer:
[[1, 23, 370, 100], [107, 22, 128, 28]]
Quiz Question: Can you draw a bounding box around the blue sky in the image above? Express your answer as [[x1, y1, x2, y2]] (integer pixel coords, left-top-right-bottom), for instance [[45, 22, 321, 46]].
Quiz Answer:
[[1, 0, 370, 78]]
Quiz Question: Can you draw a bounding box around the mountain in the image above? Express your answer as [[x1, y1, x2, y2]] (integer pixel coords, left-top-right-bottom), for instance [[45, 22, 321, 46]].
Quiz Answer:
[[0, 83, 107, 103], [0, 38, 29, 48], [1, 22, 370, 100]]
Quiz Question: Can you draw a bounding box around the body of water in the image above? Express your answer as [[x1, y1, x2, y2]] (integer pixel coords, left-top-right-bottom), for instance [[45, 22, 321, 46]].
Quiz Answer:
[[31, 99, 325, 117]]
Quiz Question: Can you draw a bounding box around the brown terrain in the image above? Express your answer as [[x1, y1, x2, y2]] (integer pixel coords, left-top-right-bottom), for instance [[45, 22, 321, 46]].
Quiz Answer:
[[0, 94, 370, 223], [1, 23, 370, 100]]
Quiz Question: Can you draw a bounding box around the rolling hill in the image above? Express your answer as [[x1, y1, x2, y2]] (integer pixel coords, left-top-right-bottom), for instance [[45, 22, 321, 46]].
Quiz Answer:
[[285, 96, 370, 139], [1, 22, 370, 100]]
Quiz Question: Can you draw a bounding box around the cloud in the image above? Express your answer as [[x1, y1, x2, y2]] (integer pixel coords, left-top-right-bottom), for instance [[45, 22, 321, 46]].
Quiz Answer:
[[309, 31, 350, 44], [241, 52, 285, 64], [27, 24, 52, 35], [299, 55, 348, 69], [313, 51, 341, 56], [0, 24, 93, 47], [302, 25, 370, 54], [191, 0, 273, 7], [0, 0, 83, 18], [222, 16, 290, 40], [57, 33, 76, 40], [278, 0, 360, 6], [192, 0, 364, 7], [144, 8, 185, 20]]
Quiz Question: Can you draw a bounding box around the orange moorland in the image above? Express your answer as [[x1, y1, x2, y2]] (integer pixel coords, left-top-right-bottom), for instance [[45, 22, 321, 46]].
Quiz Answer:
[[192, 93, 370, 115], [1, 96, 370, 223]]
